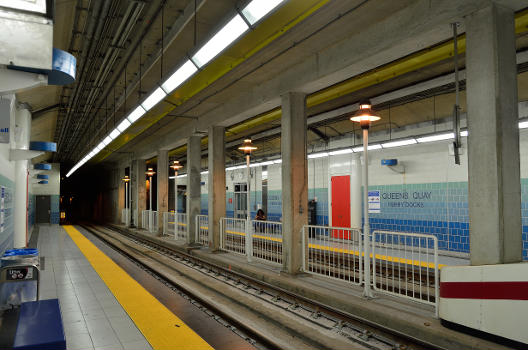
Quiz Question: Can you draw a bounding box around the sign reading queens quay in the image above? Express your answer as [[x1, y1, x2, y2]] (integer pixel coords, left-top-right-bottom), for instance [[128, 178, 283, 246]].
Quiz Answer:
[[380, 191, 433, 208]]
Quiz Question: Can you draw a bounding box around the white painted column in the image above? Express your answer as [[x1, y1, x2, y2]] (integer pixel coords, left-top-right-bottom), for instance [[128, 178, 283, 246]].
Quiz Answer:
[[208, 126, 225, 251], [350, 153, 362, 229], [14, 106, 31, 248], [186, 135, 201, 245], [466, 3, 521, 264], [281, 92, 308, 274]]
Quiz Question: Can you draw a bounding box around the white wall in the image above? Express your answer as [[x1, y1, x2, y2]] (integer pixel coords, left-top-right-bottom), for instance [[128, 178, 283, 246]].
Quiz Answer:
[[31, 163, 60, 195]]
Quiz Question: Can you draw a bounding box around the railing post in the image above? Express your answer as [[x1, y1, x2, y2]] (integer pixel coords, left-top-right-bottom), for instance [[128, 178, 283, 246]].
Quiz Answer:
[[246, 218, 252, 262], [301, 226, 306, 272]]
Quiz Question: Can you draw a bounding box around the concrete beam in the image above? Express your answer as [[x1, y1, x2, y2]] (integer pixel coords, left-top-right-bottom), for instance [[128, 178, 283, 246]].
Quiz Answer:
[[281, 92, 308, 274], [130, 0, 527, 160], [466, 3, 522, 264]]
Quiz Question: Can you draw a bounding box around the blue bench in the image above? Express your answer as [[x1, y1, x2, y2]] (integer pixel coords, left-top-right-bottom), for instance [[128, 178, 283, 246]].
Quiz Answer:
[[13, 299, 65, 350]]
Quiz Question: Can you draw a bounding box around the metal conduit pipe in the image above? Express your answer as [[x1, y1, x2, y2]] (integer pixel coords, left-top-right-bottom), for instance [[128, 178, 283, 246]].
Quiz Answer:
[[56, 0, 109, 151], [91, 0, 209, 147], [60, 0, 119, 154], [66, 1, 145, 158]]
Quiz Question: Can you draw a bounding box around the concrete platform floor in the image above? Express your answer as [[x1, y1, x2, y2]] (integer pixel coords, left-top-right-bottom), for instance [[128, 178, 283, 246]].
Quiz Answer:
[[37, 225, 152, 350]]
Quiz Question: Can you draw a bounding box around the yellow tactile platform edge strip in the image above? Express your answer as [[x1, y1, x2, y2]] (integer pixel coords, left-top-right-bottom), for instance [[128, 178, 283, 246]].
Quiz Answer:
[[63, 225, 213, 350]]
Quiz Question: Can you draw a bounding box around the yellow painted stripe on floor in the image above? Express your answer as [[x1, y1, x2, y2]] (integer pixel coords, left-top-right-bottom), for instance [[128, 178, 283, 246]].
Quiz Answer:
[[63, 225, 213, 350], [225, 230, 444, 269]]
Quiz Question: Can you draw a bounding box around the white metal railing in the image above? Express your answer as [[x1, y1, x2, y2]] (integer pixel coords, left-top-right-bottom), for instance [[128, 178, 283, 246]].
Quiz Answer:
[[151, 211, 159, 233], [141, 210, 150, 230], [133, 209, 138, 227], [251, 220, 282, 265], [220, 217, 247, 255], [372, 230, 438, 314], [162, 212, 173, 236], [121, 208, 127, 224], [302, 225, 363, 285], [195, 215, 209, 245], [174, 213, 187, 240], [161, 212, 187, 239]]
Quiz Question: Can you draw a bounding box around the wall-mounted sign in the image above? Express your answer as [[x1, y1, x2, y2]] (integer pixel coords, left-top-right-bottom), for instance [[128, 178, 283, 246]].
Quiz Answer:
[[0, 99, 10, 144], [368, 190, 380, 213]]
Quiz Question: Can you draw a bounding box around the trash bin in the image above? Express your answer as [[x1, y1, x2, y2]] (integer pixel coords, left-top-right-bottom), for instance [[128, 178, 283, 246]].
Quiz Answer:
[[0, 249, 40, 306]]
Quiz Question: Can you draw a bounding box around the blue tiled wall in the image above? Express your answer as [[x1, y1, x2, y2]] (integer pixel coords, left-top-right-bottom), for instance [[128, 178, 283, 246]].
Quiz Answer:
[[50, 195, 60, 224], [368, 182, 469, 253]]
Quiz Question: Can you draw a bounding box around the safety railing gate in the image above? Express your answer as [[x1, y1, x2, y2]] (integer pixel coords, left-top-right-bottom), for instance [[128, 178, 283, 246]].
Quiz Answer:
[[372, 230, 438, 315], [149, 211, 158, 233], [162, 212, 173, 236], [174, 213, 187, 240], [141, 210, 150, 230], [220, 218, 247, 255], [195, 215, 208, 245], [251, 220, 282, 265], [302, 225, 363, 285]]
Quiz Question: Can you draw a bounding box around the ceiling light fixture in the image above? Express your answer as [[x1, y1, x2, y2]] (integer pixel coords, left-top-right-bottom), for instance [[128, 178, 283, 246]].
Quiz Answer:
[[191, 15, 249, 67], [126, 106, 146, 123], [241, 0, 286, 25], [141, 87, 167, 111], [382, 138, 417, 148], [416, 133, 454, 143], [161, 60, 198, 93]]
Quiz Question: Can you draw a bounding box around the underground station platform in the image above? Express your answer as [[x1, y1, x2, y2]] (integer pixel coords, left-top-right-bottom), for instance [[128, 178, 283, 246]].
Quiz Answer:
[[2, 0, 528, 348]]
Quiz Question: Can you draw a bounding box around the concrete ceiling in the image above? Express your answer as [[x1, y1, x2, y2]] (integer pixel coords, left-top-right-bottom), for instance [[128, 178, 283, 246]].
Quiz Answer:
[[15, 0, 528, 170]]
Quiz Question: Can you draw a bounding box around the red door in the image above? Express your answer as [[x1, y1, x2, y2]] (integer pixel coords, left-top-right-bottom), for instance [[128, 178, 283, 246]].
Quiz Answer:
[[331, 176, 351, 239]]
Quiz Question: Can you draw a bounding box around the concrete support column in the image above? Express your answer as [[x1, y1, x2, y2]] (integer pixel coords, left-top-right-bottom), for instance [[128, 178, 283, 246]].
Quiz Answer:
[[157, 150, 169, 234], [466, 3, 521, 264], [186, 135, 201, 245], [129, 160, 136, 227], [208, 126, 225, 251], [14, 105, 30, 248], [136, 160, 146, 228], [281, 92, 308, 274], [117, 167, 125, 224], [350, 153, 362, 229]]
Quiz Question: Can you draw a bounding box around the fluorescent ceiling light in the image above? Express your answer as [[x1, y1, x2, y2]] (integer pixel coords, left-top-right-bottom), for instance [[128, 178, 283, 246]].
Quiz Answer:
[[308, 152, 329, 159], [110, 128, 121, 139], [191, 15, 249, 67], [97, 141, 106, 150], [241, 0, 285, 25], [127, 106, 146, 123], [200, 171, 209, 175], [382, 139, 417, 148], [161, 60, 198, 93], [117, 118, 131, 132], [225, 166, 236, 171], [352, 144, 382, 152], [416, 133, 454, 143], [141, 87, 167, 111], [103, 136, 113, 145], [519, 121, 528, 129], [177, 174, 187, 178], [460, 130, 468, 137], [273, 159, 282, 164], [92, 146, 101, 154], [328, 148, 353, 156]]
